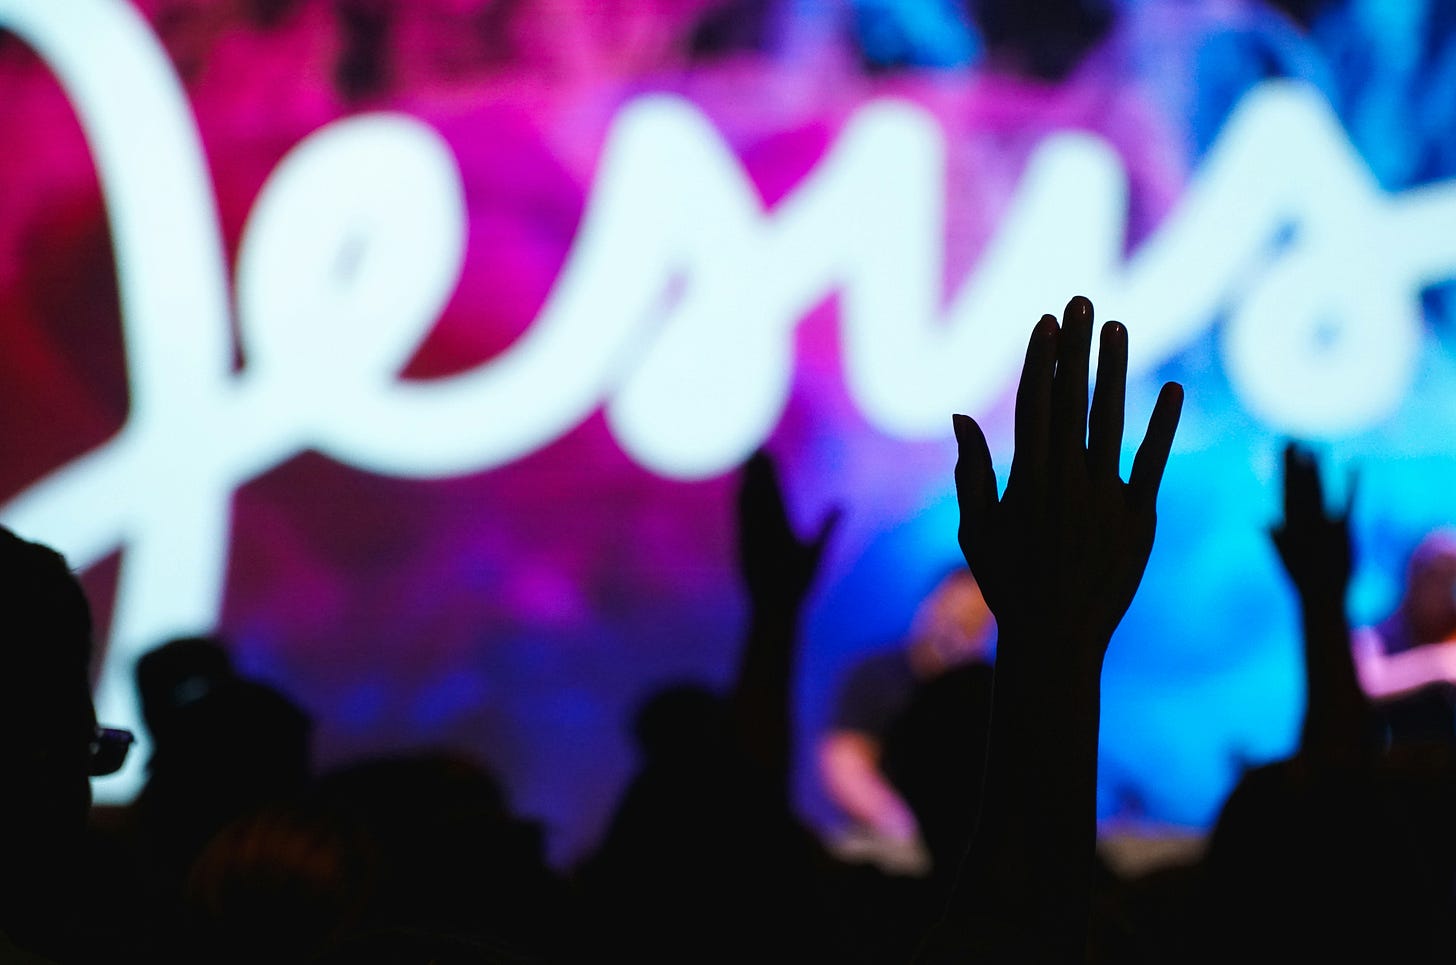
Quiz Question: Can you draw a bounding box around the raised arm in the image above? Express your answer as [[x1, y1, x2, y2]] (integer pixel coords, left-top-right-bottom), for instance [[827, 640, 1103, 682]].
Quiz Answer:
[[730, 449, 840, 795], [919, 295, 1182, 961], [1269, 441, 1380, 762]]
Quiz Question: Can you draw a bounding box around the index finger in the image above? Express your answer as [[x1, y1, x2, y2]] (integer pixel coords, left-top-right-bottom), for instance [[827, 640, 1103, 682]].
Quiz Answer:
[[1128, 382, 1183, 510], [1006, 314, 1059, 498]]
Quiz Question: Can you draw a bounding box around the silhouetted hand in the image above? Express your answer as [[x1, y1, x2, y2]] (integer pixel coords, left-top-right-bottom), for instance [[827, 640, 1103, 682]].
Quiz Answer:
[[731, 450, 841, 789], [920, 296, 1182, 962], [1271, 441, 1355, 602], [736, 449, 841, 614], [1269, 440, 1375, 761], [952, 295, 1183, 656]]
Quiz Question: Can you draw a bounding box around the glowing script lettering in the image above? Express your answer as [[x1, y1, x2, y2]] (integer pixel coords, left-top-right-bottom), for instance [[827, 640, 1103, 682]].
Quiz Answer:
[[5, 0, 1456, 802]]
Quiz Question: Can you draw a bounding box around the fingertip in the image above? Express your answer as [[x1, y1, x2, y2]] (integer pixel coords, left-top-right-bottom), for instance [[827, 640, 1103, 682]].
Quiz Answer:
[[1067, 295, 1093, 320], [1151, 382, 1184, 436], [954, 414, 991, 454], [1130, 382, 1185, 506], [1027, 315, 1060, 358], [1097, 322, 1128, 372]]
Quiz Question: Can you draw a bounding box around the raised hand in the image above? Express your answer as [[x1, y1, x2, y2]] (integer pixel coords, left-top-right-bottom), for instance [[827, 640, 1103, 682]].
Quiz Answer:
[[952, 295, 1183, 656], [1271, 440, 1355, 602], [1269, 441, 1377, 761], [736, 449, 841, 615], [920, 296, 1182, 962], [731, 449, 841, 790]]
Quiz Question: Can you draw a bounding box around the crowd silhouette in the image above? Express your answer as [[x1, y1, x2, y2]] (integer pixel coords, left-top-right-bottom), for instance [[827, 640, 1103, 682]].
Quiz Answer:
[[6, 294, 1456, 963], [7, 0, 1456, 961]]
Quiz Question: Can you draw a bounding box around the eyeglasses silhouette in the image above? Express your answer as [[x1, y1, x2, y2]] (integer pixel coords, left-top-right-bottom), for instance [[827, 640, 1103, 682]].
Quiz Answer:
[[89, 726, 134, 777]]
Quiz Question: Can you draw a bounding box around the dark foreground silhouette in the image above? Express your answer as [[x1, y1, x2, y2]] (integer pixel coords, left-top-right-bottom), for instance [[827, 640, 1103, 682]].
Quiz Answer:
[[15, 297, 1456, 965]]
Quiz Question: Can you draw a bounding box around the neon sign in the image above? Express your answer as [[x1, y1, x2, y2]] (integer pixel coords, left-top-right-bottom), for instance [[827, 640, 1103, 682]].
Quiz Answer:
[[4, 0, 1456, 801]]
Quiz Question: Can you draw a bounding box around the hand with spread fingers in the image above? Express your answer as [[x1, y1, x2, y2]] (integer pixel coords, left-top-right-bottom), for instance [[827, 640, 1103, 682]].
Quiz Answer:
[[952, 295, 1183, 661], [920, 296, 1182, 963]]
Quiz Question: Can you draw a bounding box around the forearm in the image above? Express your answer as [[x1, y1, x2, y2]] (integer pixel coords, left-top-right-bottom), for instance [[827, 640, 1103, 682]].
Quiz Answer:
[[1296, 588, 1375, 758], [928, 629, 1104, 961], [731, 605, 800, 789]]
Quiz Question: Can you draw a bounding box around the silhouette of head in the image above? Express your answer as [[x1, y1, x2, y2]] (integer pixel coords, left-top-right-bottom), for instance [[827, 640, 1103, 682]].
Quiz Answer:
[[136, 633, 236, 754], [181, 799, 378, 965], [310, 752, 565, 957], [136, 652, 314, 883], [0, 526, 98, 946], [1201, 754, 1456, 961], [632, 682, 730, 764]]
